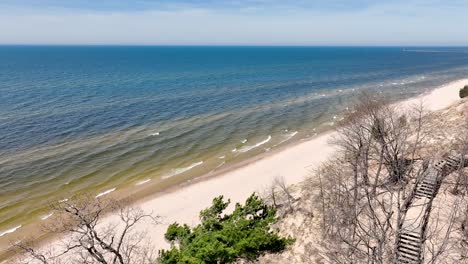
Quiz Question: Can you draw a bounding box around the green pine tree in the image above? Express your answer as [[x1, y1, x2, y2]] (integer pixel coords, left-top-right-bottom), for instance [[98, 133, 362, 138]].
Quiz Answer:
[[159, 194, 294, 264]]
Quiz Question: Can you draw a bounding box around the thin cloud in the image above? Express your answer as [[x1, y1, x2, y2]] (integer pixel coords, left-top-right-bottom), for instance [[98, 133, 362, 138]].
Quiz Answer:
[[0, 0, 466, 45]]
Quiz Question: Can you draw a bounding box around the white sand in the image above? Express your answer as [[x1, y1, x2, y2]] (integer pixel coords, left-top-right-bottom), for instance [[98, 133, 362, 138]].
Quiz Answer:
[[400, 79, 467, 111], [1, 78, 466, 262], [134, 131, 335, 248]]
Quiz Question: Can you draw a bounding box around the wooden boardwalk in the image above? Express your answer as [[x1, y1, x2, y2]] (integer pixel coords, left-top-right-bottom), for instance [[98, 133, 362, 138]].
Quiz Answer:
[[395, 154, 466, 264]]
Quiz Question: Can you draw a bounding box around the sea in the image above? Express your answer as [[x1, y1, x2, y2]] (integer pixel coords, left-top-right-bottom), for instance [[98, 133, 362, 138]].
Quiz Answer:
[[1, 46, 468, 237]]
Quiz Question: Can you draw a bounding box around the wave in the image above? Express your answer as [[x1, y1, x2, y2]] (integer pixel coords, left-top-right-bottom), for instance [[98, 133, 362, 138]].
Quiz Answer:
[[95, 188, 116, 198], [274, 131, 298, 147], [241, 139, 247, 144], [162, 161, 204, 179], [58, 198, 68, 203], [40, 212, 54, 220], [149, 132, 160, 136], [0, 225, 22, 237], [282, 131, 298, 143], [135, 179, 151, 185], [215, 161, 226, 169], [236, 135, 271, 153]]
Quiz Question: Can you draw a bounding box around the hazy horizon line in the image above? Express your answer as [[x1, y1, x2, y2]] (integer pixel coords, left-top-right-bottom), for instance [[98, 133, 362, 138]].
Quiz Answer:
[[1, 44, 468, 47]]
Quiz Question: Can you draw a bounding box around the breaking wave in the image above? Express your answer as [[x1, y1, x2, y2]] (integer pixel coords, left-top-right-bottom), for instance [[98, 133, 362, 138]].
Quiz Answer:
[[277, 131, 298, 145], [95, 188, 116, 198], [162, 161, 204, 179], [0, 225, 22, 237], [40, 213, 54, 220], [236, 135, 271, 153], [135, 179, 151, 185]]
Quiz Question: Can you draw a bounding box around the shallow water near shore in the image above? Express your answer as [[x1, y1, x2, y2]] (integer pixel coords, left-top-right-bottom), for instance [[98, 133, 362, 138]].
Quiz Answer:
[[1, 46, 468, 238]]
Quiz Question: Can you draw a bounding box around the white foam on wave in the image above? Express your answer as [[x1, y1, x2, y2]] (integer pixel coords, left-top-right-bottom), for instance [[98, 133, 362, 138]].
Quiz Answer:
[[285, 131, 298, 140], [275, 131, 298, 146], [136, 179, 151, 186], [215, 161, 226, 169], [237, 135, 271, 153], [149, 132, 160, 136], [218, 155, 225, 159], [40, 212, 54, 220], [0, 225, 22, 237], [162, 161, 204, 179], [58, 198, 68, 203], [241, 139, 247, 144], [95, 188, 116, 198]]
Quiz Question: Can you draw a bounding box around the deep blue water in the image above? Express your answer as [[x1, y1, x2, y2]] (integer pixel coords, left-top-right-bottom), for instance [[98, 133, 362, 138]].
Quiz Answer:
[[1, 46, 468, 152], [1, 46, 468, 232]]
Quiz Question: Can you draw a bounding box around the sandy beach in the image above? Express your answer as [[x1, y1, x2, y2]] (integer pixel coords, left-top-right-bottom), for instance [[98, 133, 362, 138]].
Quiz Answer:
[[1, 78, 467, 262]]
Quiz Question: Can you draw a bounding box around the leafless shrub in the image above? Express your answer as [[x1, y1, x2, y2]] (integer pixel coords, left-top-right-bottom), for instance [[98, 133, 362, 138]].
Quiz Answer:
[[424, 195, 462, 264], [11, 194, 159, 264], [450, 122, 468, 195]]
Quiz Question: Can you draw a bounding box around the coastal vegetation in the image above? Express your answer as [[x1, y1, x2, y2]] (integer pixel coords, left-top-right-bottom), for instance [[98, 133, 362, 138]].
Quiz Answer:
[[461, 85, 468, 98], [315, 95, 428, 262], [159, 194, 293, 264], [258, 95, 468, 263], [10, 194, 291, 264], [11, 195, 160, 264]]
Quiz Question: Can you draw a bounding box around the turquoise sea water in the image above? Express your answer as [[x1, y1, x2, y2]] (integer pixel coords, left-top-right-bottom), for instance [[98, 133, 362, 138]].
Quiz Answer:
[[1, 46, 468, 235]]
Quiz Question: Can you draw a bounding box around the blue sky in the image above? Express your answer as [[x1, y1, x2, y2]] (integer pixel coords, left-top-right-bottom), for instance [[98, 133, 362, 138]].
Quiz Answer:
[[0, 0, 467, 45]]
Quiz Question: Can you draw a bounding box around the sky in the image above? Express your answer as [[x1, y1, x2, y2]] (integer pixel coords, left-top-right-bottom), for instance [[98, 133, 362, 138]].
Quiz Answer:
[[0, 0, 467, 46]]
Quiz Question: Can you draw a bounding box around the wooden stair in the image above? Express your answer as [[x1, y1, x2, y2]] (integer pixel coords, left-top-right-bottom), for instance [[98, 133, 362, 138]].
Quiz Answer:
[[395, 154, 465, 264], [396, 231, 422, 264], [414, 174, 436, 199]]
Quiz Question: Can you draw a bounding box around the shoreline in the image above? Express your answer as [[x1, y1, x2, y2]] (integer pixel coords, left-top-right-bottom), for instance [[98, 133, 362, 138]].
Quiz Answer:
[[124, 78, 468, 209], [0, 78, 467, 261]]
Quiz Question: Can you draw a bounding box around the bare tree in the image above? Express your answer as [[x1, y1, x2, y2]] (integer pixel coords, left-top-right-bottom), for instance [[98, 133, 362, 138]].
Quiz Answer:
[[311, 94, 430, 263], [11, 194, 159, 264], [273, 177, 295, 213], [462, 204, 468, 261], [450, 122, 468, 195], [424, 196, 462, 264]]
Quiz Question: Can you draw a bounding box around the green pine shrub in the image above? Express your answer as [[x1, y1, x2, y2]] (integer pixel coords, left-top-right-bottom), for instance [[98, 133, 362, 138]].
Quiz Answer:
[[158, 194, 294, 264], [460, 85, 468, 98]]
